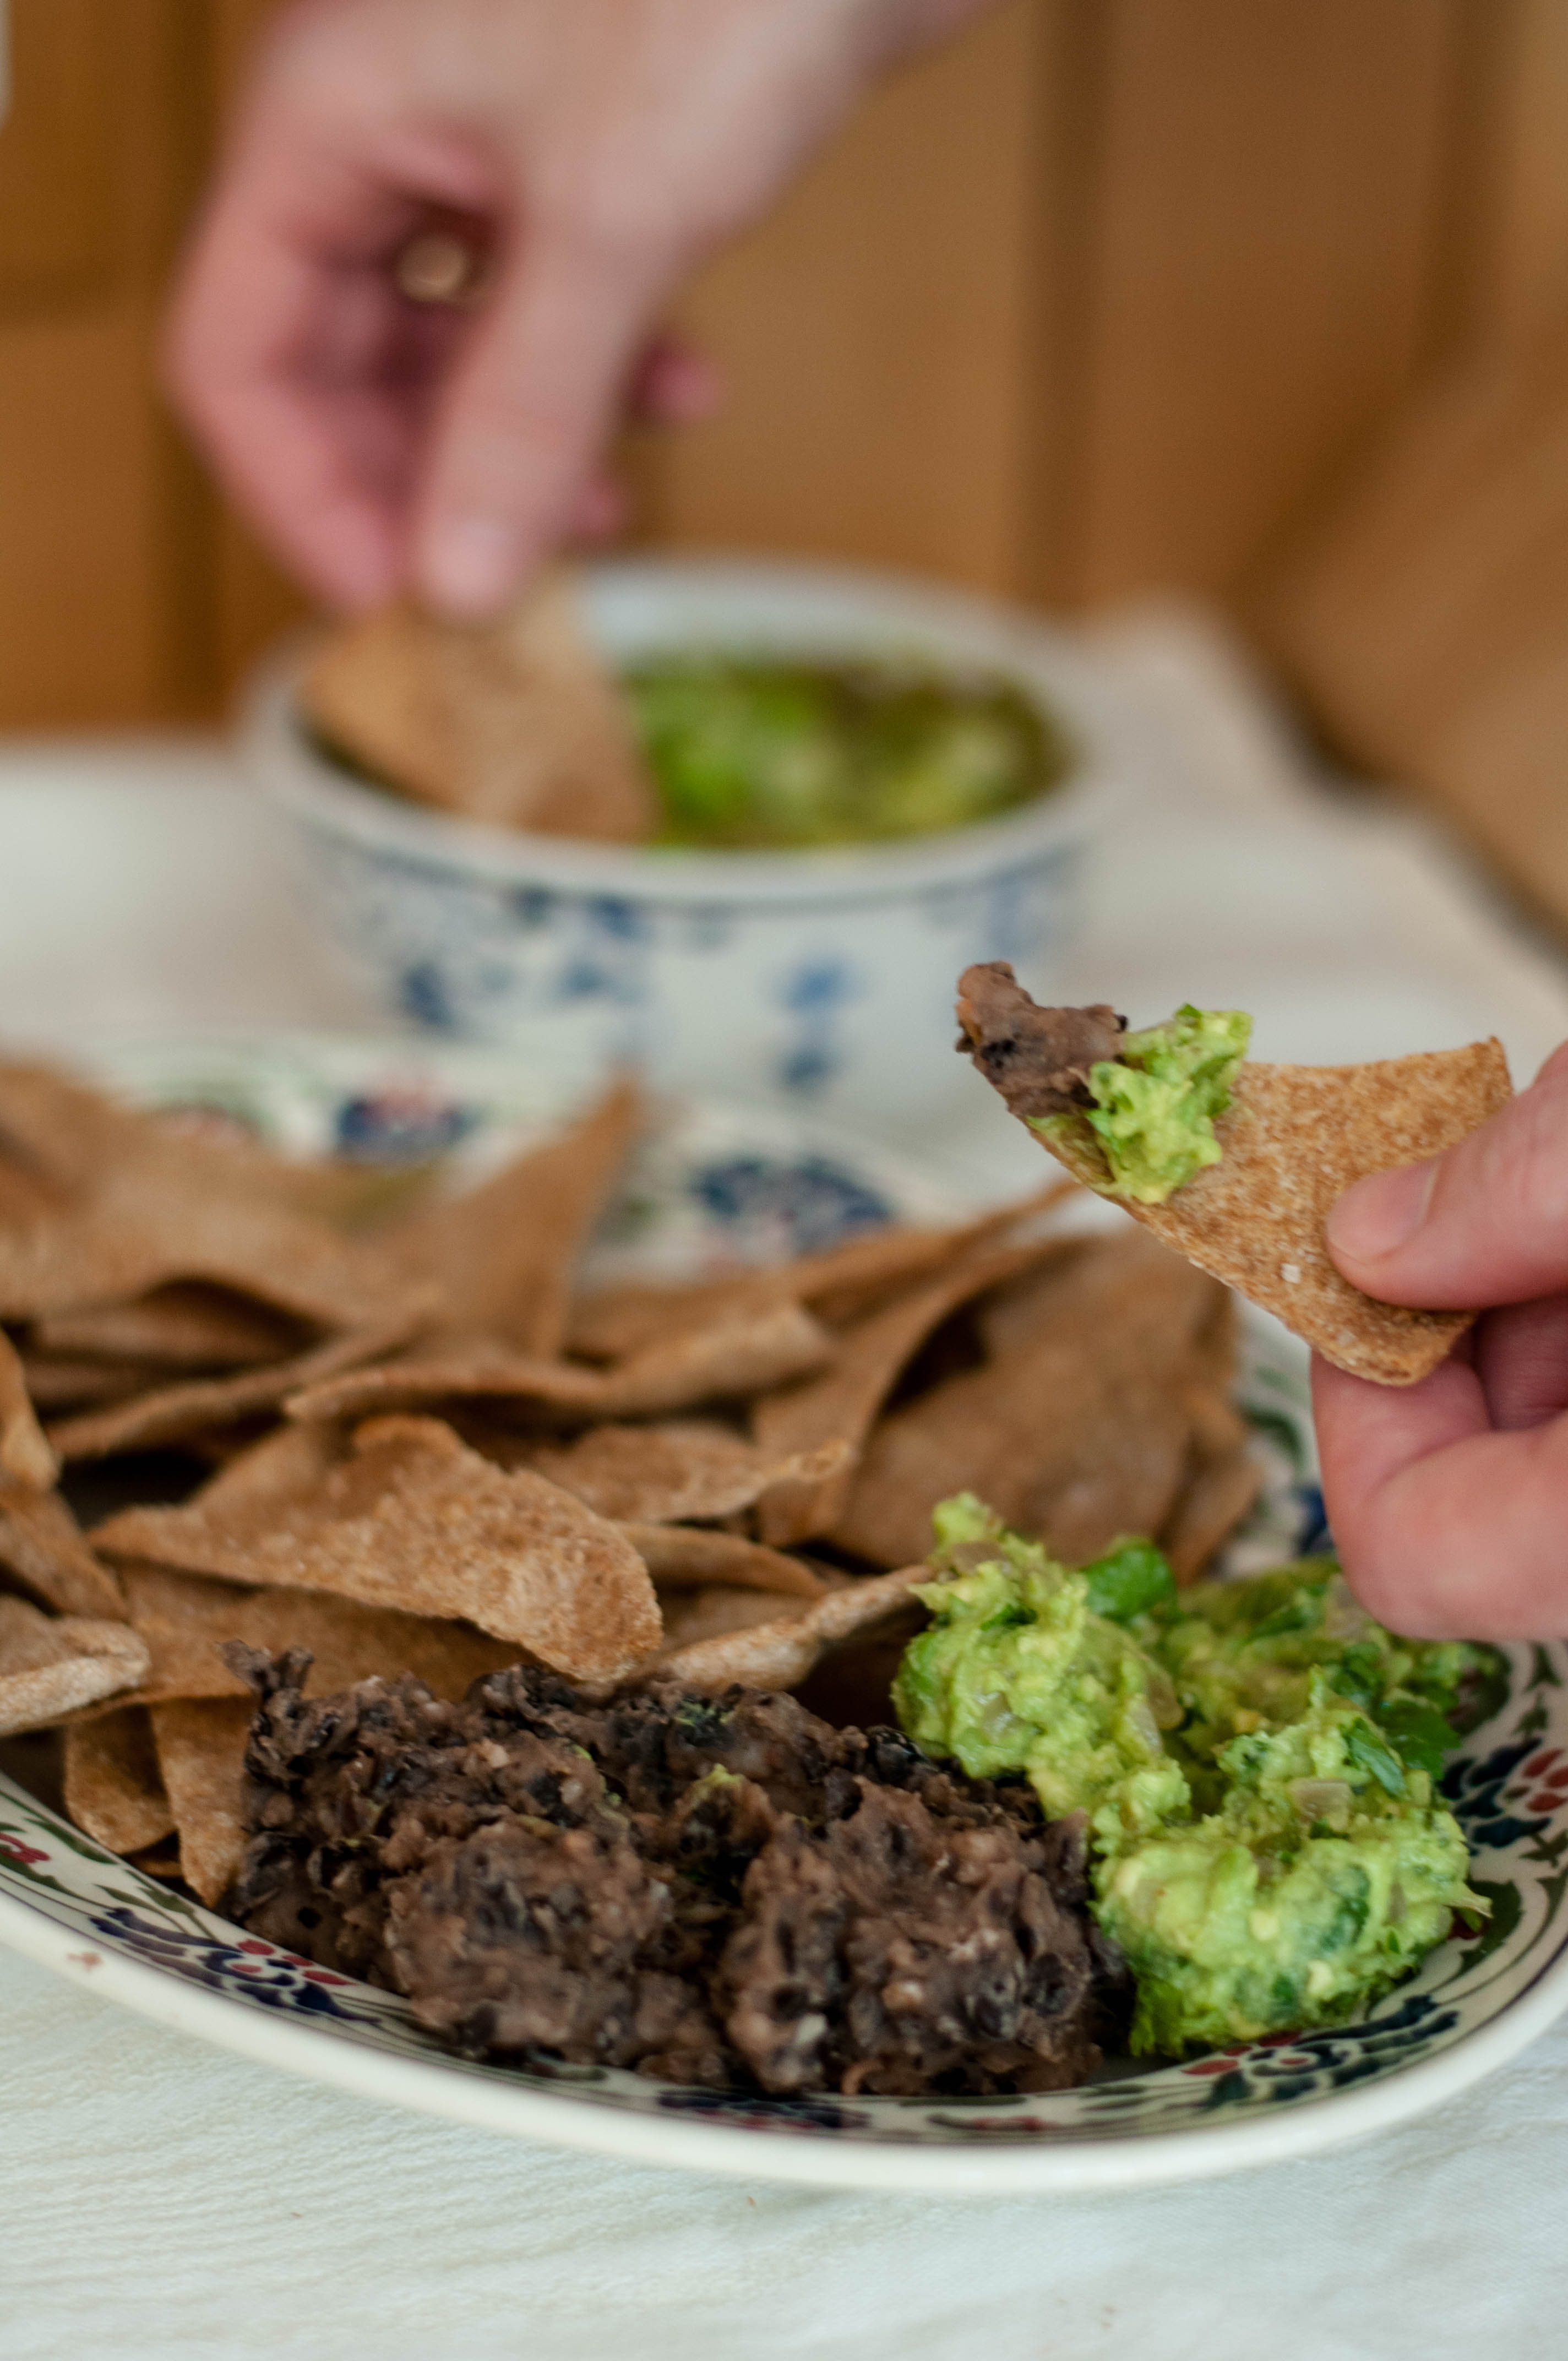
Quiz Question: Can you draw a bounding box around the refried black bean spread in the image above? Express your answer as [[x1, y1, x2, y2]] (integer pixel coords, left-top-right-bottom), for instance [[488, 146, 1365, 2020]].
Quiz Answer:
[[224, 1647, 1124, 2096]]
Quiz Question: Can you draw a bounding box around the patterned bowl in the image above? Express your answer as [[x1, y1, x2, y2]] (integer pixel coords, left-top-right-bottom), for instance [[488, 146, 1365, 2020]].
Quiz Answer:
[[246, 558, 1132, 1128], [4, 1033, 1565, 2196]]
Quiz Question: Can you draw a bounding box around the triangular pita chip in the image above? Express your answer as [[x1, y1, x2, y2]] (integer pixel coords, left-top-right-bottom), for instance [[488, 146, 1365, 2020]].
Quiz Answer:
[[0, 1597, 149, 1735], [1031, 1048, 1511, 1385], [386, 1078, 641, 1356], [150, 1697, 253, 1903], [752, 1234, 1076, 1545], [64, 1706, 174, 1854], [0, 1328, 55, 1488], [0, 1478, 124, 1618], [93, 1415, 660, 1682], [118, 1562, 520, 1704], [300, 570, 658, 841], [650, 1566, 923, 1694], [47, 1300, 432, 1461]]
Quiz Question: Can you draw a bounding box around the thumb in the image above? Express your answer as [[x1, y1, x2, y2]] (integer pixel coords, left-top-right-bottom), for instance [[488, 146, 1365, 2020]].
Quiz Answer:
[[411, 222, 664, 616], [1326, 1041, 1568, 1309]]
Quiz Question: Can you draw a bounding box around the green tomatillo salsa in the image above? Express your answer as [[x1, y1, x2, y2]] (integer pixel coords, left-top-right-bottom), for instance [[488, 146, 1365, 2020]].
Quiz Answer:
[[892, 1496, 1498, 2054], [622, 656, 1070, 851]]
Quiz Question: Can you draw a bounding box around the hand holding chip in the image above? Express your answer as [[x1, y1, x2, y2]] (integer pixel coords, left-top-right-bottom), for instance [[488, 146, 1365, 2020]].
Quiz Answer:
[[1318, 1041, 1568, 1639]]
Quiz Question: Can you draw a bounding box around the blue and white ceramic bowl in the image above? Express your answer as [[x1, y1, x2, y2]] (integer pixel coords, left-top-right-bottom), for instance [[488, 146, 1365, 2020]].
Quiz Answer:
[[247, 558, 1131, 1128]]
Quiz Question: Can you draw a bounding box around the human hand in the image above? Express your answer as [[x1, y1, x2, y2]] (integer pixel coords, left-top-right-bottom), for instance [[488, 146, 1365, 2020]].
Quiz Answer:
[[165, 0, 988, 616], [1314, 1041, 1568, 1639]]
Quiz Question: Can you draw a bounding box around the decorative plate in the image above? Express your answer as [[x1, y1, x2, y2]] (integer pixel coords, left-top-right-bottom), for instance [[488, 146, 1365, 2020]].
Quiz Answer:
[[1, 1033, 1565, 2195]]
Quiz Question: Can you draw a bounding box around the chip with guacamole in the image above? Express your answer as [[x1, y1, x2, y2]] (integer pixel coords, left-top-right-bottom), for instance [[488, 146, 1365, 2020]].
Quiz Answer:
[[894, 1496, 1496, 2054], [953, 961, 1514, 1387]]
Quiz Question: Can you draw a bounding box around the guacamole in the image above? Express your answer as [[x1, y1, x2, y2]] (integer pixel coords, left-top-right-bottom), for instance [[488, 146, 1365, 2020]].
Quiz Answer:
[[622, 657, 1068, 850], [893, 1498, 1493, 2054], [1032, 1005, 1251, 1204]]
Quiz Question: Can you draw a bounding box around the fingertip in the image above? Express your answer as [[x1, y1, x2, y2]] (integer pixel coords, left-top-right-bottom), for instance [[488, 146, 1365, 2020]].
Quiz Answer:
[[415, 513, 530, 619]]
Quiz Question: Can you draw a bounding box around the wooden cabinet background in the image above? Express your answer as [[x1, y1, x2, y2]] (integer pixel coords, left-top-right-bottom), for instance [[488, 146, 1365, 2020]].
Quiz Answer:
[[1, 0, 1565, 727]]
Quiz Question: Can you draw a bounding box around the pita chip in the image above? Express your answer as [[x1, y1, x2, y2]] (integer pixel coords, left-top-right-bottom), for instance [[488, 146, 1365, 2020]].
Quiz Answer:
[[300, 572, 658, 840], [94, 1415, 661, 1682], [526, 1421, 849, 1526], [622, 1524, 825, 1598], [0, 1597, 149, 1736], [285, 1298, 835, 1428], [34, 1283, 306, 1372], [64, 1706, 174, 1854], [0, 1478, 124, 1618], [956, 969, 1513, 1385], [47, 1300, 431, 1461], [120, 1561, 520, 1703], [151, 1698, 253, 1905], [651, 1567, 924, 1694], [752, 1234, 1074, 1546], [387, 1078, 641, 1356], [0, 1329, 55, 1488]]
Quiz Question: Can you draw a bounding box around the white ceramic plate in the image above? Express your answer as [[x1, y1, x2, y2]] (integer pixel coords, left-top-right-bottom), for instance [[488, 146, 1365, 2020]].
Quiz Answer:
[[2, 1033, 1565, 2195]]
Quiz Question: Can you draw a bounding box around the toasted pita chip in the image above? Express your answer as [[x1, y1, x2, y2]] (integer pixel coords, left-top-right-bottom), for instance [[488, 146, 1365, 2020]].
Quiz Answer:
[[1160, 1445, 1265, 1584], [48, 1300, 431, 1461], [0, 1062, 141, 1188], [0, 1597, 149, 1736], [387, 1078, 641, 1357], [1017, 1046, 1512, 1385], [0, 1328, 55, 1488], [0, 1479, 125, 1618], [564, 1185, 1076, 1361], [525, 1421, 850, 1526], [0, 1102, 431, 1332], [150, 1697, 252, 1904], [622, 1524, 825, 1598], [119, 1561, 519, 1703], [35, 1283, 307, 1372], [285, 1299, 836, 1429], [752, 1236, 1074, 1546], [64, 1706, 173, 1853], [832, 1231, 1228, 1568], [301, 572, 659, 841], [651, 1566, 924, 1694], [95, 1416, 661, 1681], [657, 1583, 817, 1654], [18, 1354, 164, 1412]]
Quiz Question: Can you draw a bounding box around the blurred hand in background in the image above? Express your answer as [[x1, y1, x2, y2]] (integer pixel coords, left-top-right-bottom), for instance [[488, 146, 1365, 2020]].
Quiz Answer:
[[165, 0, 989, 619], [1317, 1042, 1568, 1639]]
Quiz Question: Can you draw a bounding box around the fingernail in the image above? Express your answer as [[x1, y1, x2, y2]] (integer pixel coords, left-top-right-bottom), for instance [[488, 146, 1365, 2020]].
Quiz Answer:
[[420, 514, 520, 616], [1326, 1159, 1436, 1262]]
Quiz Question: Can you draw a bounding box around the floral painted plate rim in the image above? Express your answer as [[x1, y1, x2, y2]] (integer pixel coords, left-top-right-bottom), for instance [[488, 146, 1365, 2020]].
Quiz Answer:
[[1, 1030, 1566, 2195]]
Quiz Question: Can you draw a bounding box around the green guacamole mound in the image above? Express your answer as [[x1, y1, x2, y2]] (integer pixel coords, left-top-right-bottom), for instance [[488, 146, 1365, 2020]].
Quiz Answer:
[[1032, 1004, 1251, 1204], [891, 1497, 1494, 2054]]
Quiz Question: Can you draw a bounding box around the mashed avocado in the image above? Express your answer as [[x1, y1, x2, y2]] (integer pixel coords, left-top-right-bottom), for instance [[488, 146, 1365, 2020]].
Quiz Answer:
[[892, 1497, 1493, 2054], [1032, 1005, 1251, 1204], [622, 657, 1067, 850]]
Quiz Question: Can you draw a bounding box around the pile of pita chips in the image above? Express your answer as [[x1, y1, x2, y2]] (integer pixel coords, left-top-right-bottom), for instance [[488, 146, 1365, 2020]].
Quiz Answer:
[[0, 1049, 1276, 1908], [301, 569, 659, 842], [956, 965, 1513, 1385]]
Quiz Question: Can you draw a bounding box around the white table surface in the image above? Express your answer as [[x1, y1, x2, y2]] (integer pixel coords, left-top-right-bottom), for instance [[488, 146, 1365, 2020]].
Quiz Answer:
[[3, 606, 1567, 2359]]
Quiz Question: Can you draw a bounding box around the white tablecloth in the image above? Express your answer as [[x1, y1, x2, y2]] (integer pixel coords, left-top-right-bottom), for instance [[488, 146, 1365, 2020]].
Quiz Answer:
[[3, 606, 1566, 2360]]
